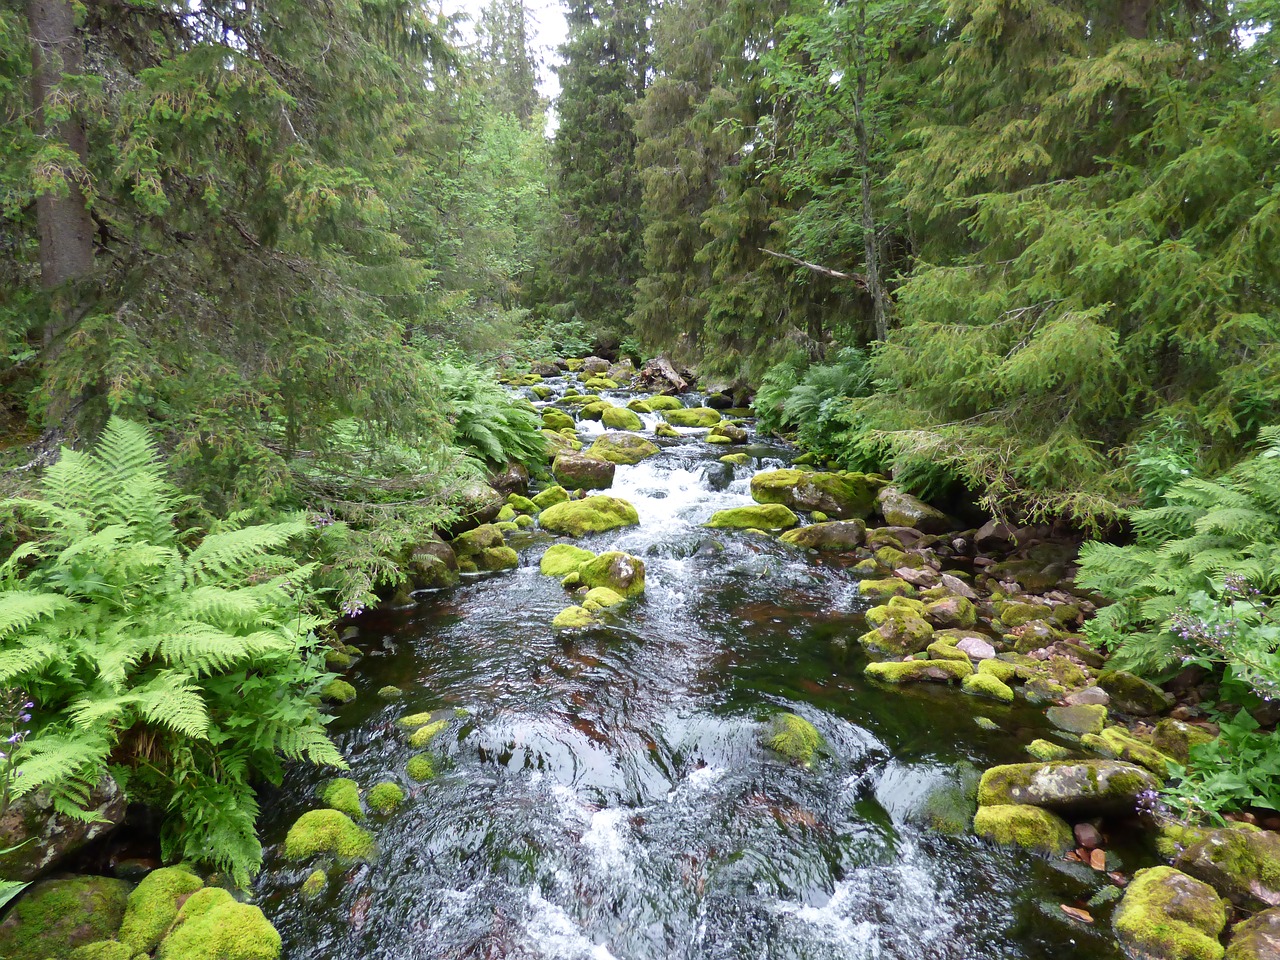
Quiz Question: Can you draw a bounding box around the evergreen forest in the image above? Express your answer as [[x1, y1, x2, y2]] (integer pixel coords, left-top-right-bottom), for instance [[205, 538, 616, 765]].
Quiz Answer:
[[3, 0, 1280, 958]]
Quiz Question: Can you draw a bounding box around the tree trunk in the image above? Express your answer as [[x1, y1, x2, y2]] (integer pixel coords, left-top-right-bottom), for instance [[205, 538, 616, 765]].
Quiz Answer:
[[27, 0, 95, 340], [852, 0, 890, 342]]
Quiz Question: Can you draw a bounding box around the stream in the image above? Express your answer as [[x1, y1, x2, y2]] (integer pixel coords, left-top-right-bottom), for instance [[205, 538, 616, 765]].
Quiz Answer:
[[253, 376, 1131, 960]]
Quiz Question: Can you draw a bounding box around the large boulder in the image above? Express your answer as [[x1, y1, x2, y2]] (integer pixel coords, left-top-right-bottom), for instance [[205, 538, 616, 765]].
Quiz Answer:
[[750, 469, 880, 520], [552, 452, 615, 490], [580, 356, 610, 375], [587, 432, 660, 465], [1114, 867, 1228, 960], [779, 520, 866, 551], [600, 406, 644, 431], [539, 543, 596, 577], [705, 504, 798, 531], [645, 395, 685, 412], [876, 486, 951, 533], [0, 776, 126, 880], [405, 539, 459, 590], [488, 460, 529, 497], [977, 760, 1160, 815], [539, 496, 641, 537], [1175, 826, 1280, 911], [542, 408, 576, 431], [663, 407, 722, 428], [973, 804, 1073, 856], [864, 659, 972, 683], [118, 865, 205, 955], [578, 551, 646, 598], [155, 887, 282, 960], [1226, 907, 1280, 960], [0, 875, 132, 960]]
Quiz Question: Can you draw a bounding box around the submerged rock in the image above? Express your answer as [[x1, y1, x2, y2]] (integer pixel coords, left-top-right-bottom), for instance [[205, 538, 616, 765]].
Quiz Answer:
[[973, 804, 1073, 856], [779, 520, 866, 551], [705, 503, 798, 531], [1113, 866, 1227, 960], [766, 713, 824, 766], [977, 760, 1160, 815], [540, 496, 640, 537], [552, 452, 615, 490], [0, 875, 131, 960], [750, 469, 880, 520], [1046, 704, 1108, 736], [588, 431, 660, 465]]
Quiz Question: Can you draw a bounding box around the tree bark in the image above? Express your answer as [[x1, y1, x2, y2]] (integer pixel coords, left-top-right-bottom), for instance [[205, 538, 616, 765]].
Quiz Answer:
[[27, 0, 95, 340], [852, 0, 890, 342]]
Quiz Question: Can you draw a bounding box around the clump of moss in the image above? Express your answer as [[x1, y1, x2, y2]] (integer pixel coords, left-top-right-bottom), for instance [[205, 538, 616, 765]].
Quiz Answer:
[[408, 719, 448, 748], [1113, 867, 1227, 960], [553, 605, 596, 629], [864, 659, 972, 684], [858, 578, 917, 600], [283, 809, 375, 862], [1083, 726, 1175, 777], [300, 870, 327, 900], [582, 587, 626, 611], [377, 685, 403, 700], [973, 804, 1073, 855], [1026, 739, 1073, 761], [155, 887, 282, 960], [407, 753, 436, 781], [321, 679, 356, 703], [324, 648, 354, 669], [367, 781, 406, 813], [705, 503, 798, 531], [961, 672, 1014, 703], [978, 658, 1019, 683], [69, 943, 133, 960], [766, 713, 824, 767], [0, 876, 132, 960], [118, 865, 205, 954], [319, 778, 363, 819]]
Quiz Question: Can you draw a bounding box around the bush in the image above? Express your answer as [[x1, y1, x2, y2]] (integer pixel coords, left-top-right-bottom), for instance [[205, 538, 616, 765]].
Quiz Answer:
[[0, 419, 344, 884]]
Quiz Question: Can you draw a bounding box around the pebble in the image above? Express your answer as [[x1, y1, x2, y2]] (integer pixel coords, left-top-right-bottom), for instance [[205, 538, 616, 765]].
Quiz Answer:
[[1074, 823, 1103, 849]]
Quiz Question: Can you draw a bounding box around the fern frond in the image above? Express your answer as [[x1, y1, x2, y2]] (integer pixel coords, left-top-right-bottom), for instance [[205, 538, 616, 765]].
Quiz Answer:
[[0, 590, 72, 639]]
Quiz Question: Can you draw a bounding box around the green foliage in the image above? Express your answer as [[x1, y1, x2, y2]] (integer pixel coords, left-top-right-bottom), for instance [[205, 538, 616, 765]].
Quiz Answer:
[[755, 347, 872, 461], [1, 419, 343, 885], [1161, 709, 1280, 823], [435, 361, 546, 469]]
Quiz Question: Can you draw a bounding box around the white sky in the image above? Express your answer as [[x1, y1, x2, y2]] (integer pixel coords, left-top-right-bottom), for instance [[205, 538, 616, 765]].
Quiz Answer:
[[441, 0, 568, 99]]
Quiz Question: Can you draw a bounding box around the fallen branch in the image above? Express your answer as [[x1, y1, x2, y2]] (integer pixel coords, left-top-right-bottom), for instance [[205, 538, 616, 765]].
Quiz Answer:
[[760, 248, 867, 286]]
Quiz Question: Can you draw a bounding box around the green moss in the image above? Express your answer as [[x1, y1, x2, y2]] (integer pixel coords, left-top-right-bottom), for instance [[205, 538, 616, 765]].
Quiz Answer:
[[301, 869, 327, 900], [1082, 727, 1175, 777], [655, 422, 681, 438], [748, 469, 880, 519], [929, 640, 972, 663], [542, 408, 576, 431], [1113, 867, 1227, 960], [1045, 704, 1108, 735], [321, 679, 356, 703], [998, 601, 1053, 627], [397, 711, 435, 729], [68, 942, 134, 960], [973, 804, 1073, 855], [864, 659, 972, 683], [645, 395, 684, 411], [515, 514, 535, 529], [1026, 739, 1074, 761], [496, 504, 517, 522], [975, 716, 1002, 732], [858, 578, 917, 600], [858, 609, 935, 656], [578, 550, 646, 597], [495, 521, 519, 534], [319, 778, 363, 819], [627, 398, 653, 413], [1178, 826, 1280, 910], [720, 452, 751, 465], [376, 684, 403, 700], [561, 571, 583, 589], [977, 760, 1160, 811], [0, 876, 132, 960], [406, 754, 436, 781], [705, 504, 798, 531], [1098, 669, 1174, 715], [553, 604, 596, 629], [117, 865, 204, 954], [978, 659, 1020, 683], [408, 718, 448, 748], [663, 407, 721, 427], [600, 406, 644, 431], [478, 546, 519, 571], [961, 672, 1014, 703], [583, 587, 627, 611], [532, 485, 571, 510], [1153, 719, 1216, 764], [325, 648, 353, 669], [540, 543, 595, 577], [539, 496, 641, 537], [766, 713, 823, 766], [367, 781, 406, 814], [588, 432, 660, 464], [283, 809, 375, 862], [155, 889, 282, 960]]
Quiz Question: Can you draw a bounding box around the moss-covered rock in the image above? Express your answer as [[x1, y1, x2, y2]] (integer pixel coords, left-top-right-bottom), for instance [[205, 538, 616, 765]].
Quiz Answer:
[[997, 601, 1053, 627], [663, 407, 721, 428], [553, 605, 597, 629], [600, 406, 644, 431], [705, 503, 798, 531], [1175, 826, 1280, 911], [876, 487, 950, 533], [408, 719, 448, 748], [977, 760, 1160, 814], [406, 754, 436, 781], [749, 469, 880, 520], [540, 496, 640, 536], [451, 522, 504, 557], [301, 869, 327, 900], [858, 578, 917, 600], [68, 942, 133, 960], [1114, 867, 1227, 960], [367, 781, 406, 814], [551, 452, 615, 490], [316, 783, 365, 828], [582, 587, 627, 611], [864, 658, 972, 683], [283, 809, 375, 862], [928, 639, 971, 663], [626, 398, 653, 413], [0, 876, 132, 960], [578, 550, 645, 597], [961, 672, 1015, 703], [155, 887, 282, 960], [916, 766, 981, 835], [1026, 739, 1074, 761], [477, 545, 519, 571], [766, 713, 823, 766], [1224, 907, 1280, 959], [1153, 719, 1217, 764], [924, 596, 977, 630], [645, 395, 685, 411], [1098, 670, 1175, 716], [507, 494, 538, 514], [1045, 704, 1108, 736], [377, 685, 403, 700], [588, 431, 660, 465], [859, 607, 934, 657], [532, 485, 571, 510], [496, 504, 517, 522], [978, 658, 1020, 684], [115, 865, 204, 955], [1082, 726, 1176, 777], [707, 422, 747, 444], [562, 392, 603, 406], [779, 520, 866, 551], [973, 804, 1073, 856], [720, 452, 751, 466], [540, 543, 596, 577], [541, 408, 576, 431], [655, 422, 680, 438], [321, 678, 356, 703]]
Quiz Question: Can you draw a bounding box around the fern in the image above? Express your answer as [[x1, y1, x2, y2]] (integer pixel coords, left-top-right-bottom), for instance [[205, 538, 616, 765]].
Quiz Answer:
[[436, 360, 547, 469], [1, 418, 344, 885]]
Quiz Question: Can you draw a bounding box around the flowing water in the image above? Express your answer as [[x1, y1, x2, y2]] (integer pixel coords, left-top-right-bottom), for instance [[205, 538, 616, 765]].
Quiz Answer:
[[254, 378, 1133, 960]]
